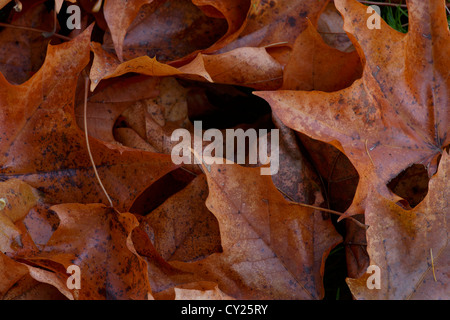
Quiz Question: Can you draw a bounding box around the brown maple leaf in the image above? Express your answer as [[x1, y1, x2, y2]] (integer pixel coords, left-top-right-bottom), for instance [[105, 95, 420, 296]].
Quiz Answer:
[[282, 20, 362, 92], [0, 2, 60, 84], [18, 203, 151, 300], [102, 0, 229, 62], [170, 157, 342, 300], [0, 26, 177, 212], [103, 0, 155, 62], [346, 150, 449, 299], [217, 0, 329, 53], [143, 174, 222, 263], [256, 0, 450, 216], [89, 41, 213, 91], [75, 75, 160, 144]]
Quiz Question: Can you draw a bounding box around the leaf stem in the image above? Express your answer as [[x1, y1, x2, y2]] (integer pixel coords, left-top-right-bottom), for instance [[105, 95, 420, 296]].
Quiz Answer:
[[83, 73, 115, 209], [0, 22, 72, 41], [276, 187, 368, 229]]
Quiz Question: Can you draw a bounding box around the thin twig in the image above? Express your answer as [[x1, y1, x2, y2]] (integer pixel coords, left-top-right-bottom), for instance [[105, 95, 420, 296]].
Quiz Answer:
[[83, 74, 115, 209], [0, 22, 72, 41], [276, 187, 368, 229]]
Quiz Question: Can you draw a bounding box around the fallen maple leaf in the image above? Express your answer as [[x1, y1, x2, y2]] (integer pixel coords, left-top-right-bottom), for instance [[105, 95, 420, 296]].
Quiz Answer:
[[0, 26, 177, 212], [200, 47, 283, 90], [281, 20, 362, 92], [3, 0, 446, 302], [144, 174, 221, 263], [103, 0, 155, 62], [89, 41, 213, 91], [90, 40, 284, 90], [346, 150, 449, 299], [18, 203, 151, 300], [0, 2, 60, 84], [217, 0, 329, 53], [75, 75, 160, 144], [256, 0, 450, 217], [105, 0, 229, 62], [170, 158, 342, 299]]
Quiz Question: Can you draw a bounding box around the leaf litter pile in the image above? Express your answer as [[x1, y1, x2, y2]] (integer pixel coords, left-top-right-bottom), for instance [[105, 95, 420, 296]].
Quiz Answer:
[[0, 0, 448, 300]]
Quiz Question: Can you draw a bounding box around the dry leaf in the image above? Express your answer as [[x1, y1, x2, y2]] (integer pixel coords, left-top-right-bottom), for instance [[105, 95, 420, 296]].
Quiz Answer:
[[282, 20, 362, 92], [90, 42, 213, 91], [0, 26, 177, 212], [171, 158, 342, 299], [256, 0, 450, 217], [144, 174, 222, 263], [346, 150, 449, 299], [0, 179, 40, 252], [103, 0, 155, 61], [0, 3, 60, 84], [20, 203, 151, 300]]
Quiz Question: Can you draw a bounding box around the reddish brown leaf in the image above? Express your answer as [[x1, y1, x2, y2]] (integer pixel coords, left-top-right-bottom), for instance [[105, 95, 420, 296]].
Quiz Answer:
[[75, 75, 160, 144], [2, 274, 67, 300], [282, 20, 362, 92], [200, 47, 283, 90], [0, 179, 40, 252], [103, 0, 228, 62], [218, 0, 329, 53], [103, 0, 155, 62], [21, 203, 151, 300], [90, 41, 213, 91], [0, 26, 177, 212], [346, 150, 449, 299], [171, 158, 342, 299], [0, 3, 60, 84], [256, 0, 450, 217], [144, 174, 222, 263]]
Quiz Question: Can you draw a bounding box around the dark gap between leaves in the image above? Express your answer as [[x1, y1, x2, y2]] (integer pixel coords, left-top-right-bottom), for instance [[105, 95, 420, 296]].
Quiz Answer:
[[387, 164, 430, 209]]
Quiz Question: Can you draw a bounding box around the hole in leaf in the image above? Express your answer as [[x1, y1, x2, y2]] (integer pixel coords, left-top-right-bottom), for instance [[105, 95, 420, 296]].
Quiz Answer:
[[387, 164, 430, 208]]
